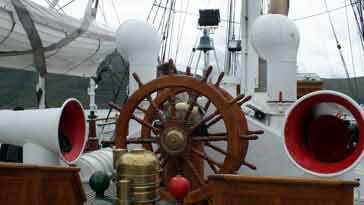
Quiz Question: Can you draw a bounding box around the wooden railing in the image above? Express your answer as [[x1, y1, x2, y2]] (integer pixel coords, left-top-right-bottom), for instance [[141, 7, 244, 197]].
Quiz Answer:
[[0, 163, 86, 205], [208, 174, 359, 205]]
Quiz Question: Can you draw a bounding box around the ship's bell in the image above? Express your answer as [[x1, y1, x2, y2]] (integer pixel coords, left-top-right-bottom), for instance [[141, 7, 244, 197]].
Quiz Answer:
[[197, 30, 214, 52]]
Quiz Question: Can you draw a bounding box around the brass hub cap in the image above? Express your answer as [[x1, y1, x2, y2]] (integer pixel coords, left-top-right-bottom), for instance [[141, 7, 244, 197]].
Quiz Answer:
[[160, 127, 188, 155]]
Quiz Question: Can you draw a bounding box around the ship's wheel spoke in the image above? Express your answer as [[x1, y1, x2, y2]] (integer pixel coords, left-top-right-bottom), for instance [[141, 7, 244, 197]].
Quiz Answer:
[[115, 63, 261, 203], [108, 102, 121, 112], [208, 132, 227, 136], [193, 136, 228, 142], [185, 158, 204, 186], [184, 94, 199, 121], [207, 160, 219, 174], [189, 110, 220, 134], [206, 115, 223, 128], [136, 106, 148, 114], [229, 94, 246, 105], [194, 134, 258, 142], [205, 142, 228, 156], [191, 148, 223, 169], [131, 114, 159, 134], [204, 72, 225, 112], [160, 155, 169, 168], [126, 137, 159, 144], [238, 95, 252, 105], [248, 130, 264, 135], [133, 72, 167, 125], [240, 134, 259, 140], [184, 66, 212, 121], [168, 93, 177, 120], [242, 161, 257, 170], [203, 100, 212, 113], [201, 66, 213, 83]]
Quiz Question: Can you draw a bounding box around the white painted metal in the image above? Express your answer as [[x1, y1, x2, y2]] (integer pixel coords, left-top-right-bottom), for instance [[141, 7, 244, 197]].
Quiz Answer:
[[115, 20, 161, 95], [238, 90, 364, 202], [36, 74, 46, 109], [23, 142, 59, 165], [241, 115, 364, 202], [88, 78, 98, 112], [283, 90, 364, 177], [251, 14, 299, 102], [240, 0, 261, 96], [0, 98, 87, 165], [48, 0, 60, 8], [76, 148, 113, 183], [0, 0, 115, 77]]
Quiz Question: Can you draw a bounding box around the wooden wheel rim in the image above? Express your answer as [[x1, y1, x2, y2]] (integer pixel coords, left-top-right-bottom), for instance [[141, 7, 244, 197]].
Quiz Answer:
[[114, 74, 252, 203]]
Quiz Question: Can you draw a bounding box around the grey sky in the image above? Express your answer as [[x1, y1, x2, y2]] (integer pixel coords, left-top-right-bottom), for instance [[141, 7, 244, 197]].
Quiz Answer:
[[34, 0, 364, 78]]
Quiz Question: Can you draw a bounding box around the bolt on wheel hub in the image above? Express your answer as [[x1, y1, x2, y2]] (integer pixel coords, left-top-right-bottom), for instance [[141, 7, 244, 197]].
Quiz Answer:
[[160, 127, 188, 155]]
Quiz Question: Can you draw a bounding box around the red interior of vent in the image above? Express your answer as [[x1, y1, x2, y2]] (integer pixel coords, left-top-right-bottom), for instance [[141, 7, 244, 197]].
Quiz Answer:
[[284, 93, 364, 174]]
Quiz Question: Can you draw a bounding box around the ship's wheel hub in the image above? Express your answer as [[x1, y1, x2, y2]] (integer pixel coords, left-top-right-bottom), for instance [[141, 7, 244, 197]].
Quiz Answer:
[[161, 127, 188, 155]]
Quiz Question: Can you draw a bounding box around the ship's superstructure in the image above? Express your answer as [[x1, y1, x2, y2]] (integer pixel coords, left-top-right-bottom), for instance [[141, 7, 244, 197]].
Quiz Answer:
[[0, 0, 363, 204]]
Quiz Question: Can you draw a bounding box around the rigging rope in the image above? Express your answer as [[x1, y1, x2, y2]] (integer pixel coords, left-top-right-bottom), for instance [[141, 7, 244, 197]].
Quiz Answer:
[[187, 35, 200, 67], [345, 0, 360, 97], [167, 0, 176, 59], [174, 0, 190, 62], [293, 1, 359, 21], [0, 0, 98, 57], [44, 0, 64, 13], [324, 0, 357, 98], [0, 7, 16, 45], [99, 0, 108, 25], [351, 0, 364, 50], [160, 0, 174, 62], [111, 0, 121, 25], [147, 0, 158, 21], [64, 39, 101, 74], [152, 0, 164, 24], [57, 0, 76, 11]]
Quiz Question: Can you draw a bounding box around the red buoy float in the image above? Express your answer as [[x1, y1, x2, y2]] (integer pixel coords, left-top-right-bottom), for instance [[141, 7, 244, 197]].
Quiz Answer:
[[168, 175, 190, 201]]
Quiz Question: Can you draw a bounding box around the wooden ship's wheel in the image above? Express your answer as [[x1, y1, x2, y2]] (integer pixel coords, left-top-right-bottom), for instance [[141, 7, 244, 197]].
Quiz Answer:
[[110, 61, 263, 203]]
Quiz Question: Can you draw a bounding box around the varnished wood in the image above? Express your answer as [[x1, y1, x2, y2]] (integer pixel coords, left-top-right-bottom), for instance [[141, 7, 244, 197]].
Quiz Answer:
[[208, 175, 358, 205], [229, 94, 245, 104], [85, 111, 99, 151], [206, 116, 222, 128], [297, 80, 323, 98], [0, 163, 86, 205], [204, 72, 225, 112], [191, 148, 223, 168], [241, 161, 257, 170], [193, 136, 227, 142], [238, 95, 252, 105], [201, 66, 213, 83], [131, 114, 159, 134], [247, 130, 264, 135], [114, 66, 260, 203], [189, 110, 220, 134], [185, 159, 204, 186], [240, 134, 259, 140]]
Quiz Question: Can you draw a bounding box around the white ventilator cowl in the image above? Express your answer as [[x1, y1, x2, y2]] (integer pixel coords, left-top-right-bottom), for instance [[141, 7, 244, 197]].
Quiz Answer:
[[116, 20, 161, 95], [250, 14, 300, 102], [251, 14, 300, 60]]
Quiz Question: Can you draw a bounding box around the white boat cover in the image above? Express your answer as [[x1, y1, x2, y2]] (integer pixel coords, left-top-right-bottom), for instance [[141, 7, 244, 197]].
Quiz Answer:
[[0, 0, 116, 77]]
